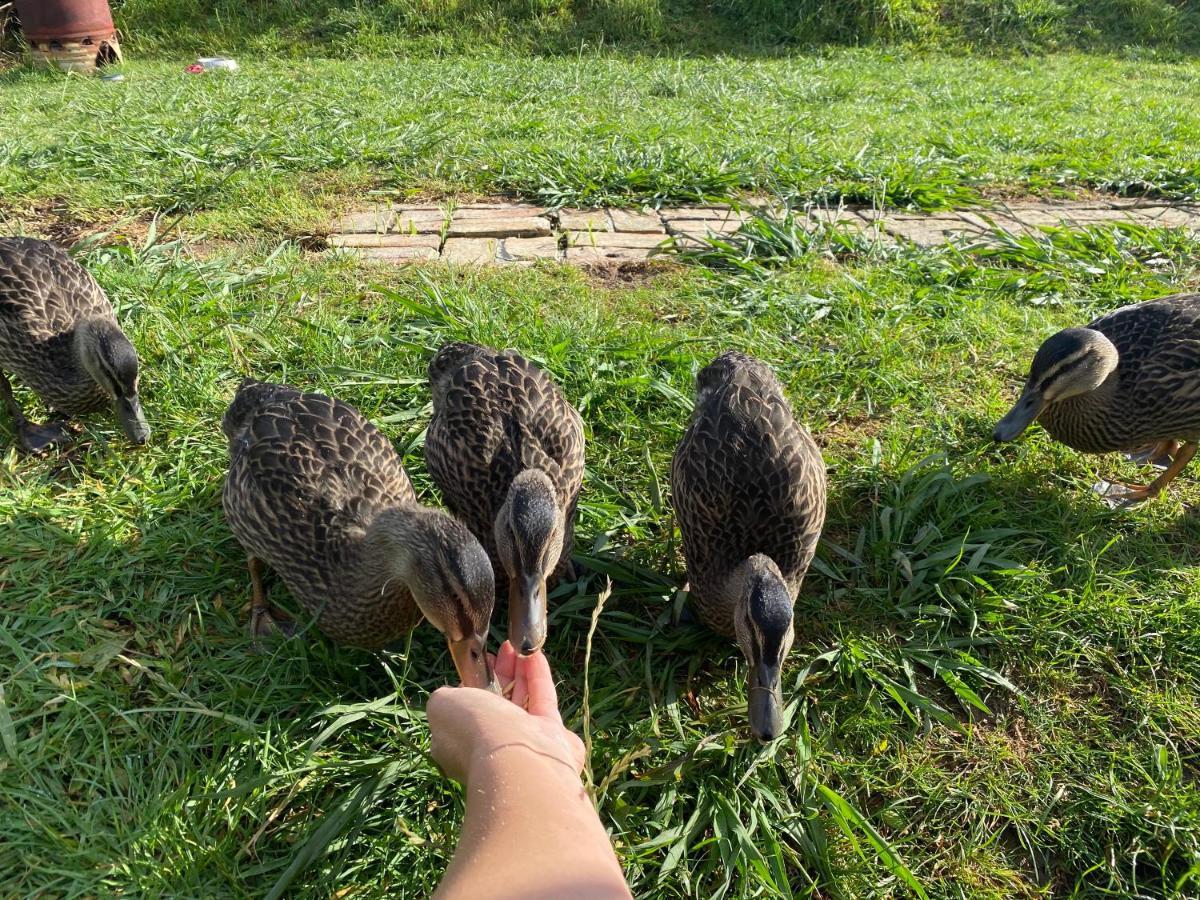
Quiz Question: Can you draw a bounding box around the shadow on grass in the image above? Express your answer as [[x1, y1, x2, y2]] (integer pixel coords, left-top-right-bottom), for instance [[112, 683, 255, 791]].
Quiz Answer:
[[92, 0, 1200, 59]]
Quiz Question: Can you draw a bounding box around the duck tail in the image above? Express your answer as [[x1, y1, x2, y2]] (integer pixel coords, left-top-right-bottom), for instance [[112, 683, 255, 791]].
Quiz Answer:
[[221, 377, 298, 443]]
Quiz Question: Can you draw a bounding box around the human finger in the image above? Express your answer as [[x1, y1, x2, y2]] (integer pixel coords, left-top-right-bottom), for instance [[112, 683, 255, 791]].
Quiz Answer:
[[510, 653, 529, 711], [519, 649, 561, 721], [495, 640, 518, 685]]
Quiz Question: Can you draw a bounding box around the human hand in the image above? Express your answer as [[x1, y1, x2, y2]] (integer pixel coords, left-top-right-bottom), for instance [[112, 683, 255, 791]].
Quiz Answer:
[[428, 641, 586, 785]]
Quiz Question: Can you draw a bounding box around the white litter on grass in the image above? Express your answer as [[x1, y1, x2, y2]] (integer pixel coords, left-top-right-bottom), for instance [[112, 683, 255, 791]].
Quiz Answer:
[[198, 57, 239, 72]]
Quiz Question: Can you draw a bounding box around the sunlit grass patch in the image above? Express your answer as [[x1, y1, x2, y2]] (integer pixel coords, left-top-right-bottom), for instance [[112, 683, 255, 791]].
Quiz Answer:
[[2, 224, 1199, 895]]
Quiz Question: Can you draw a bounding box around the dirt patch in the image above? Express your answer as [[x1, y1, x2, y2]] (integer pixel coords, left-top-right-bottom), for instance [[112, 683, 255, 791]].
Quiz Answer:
[[293, 233, 328, 253], [578, 258, 680, 288], [0, 198, 154, 248], [819, 412, 888, 449]]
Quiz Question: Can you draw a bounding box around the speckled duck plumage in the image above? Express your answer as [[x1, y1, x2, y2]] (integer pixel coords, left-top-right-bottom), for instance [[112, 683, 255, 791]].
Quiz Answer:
[[427, 345, 585, 571], [1038, 295, 1200, 453], [222, 378, 493, 651], [425, 342, 585, 583], [0, 237, 119, 413], [671, 352, 827, 637]]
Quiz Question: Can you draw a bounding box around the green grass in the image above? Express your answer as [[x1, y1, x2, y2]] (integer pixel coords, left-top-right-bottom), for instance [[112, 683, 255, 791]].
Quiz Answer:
[[2, 217, 1200, 897], [6, 53, 1200, 238], [3, 28, 1200, 900], [63, 0, 1200, 56]]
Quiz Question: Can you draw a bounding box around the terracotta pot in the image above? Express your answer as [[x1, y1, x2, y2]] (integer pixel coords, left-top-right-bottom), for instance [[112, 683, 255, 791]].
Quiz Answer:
[[14, 0, 117, 43]]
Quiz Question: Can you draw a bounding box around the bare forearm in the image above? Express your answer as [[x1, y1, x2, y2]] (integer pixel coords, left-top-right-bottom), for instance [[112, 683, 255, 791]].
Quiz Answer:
[[434, 745, 631, 900]]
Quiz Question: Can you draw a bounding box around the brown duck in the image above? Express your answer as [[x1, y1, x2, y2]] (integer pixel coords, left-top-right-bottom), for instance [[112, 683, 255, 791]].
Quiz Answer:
[[425, 342, 584, 655], [671, 352, 827, 742], [0, 237, 149, 451], [222, 378, 495, 688], [994, 293, 1200, 506]]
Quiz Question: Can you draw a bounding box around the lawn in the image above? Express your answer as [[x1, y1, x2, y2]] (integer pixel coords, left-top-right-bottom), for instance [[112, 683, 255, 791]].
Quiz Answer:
[[2, 19, 1200, 900], [5, 52, 1200, 236]]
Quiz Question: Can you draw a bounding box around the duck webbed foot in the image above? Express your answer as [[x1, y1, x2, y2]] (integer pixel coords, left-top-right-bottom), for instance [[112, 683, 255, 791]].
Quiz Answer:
[[18, 419, 75, 454], [250, 604, 297, 642], [247, 556, 297, 646], [1123, 440, 1182, 471], [1092, 479, 1157, 508], [1094, 441, 1199, 508], [1, 371, 74, 454]]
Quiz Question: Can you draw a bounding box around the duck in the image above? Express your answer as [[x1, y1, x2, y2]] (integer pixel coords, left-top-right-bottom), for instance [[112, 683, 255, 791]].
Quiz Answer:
[[994, 293, 1200, 506], [425, 342, 584, 655], [671, 352, 827, 743], [0, 237, 149, 452], [221, 378, 496, 689]]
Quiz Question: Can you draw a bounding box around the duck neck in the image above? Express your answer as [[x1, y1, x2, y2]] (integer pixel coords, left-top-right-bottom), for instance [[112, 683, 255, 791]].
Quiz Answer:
[[350, 506, 428, 598], [1042, 373, 1124, 451], [73, 318, 118, 391]]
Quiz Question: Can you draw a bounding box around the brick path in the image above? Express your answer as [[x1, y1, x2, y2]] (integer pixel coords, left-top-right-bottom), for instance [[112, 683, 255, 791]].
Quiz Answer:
[[327, 199, 1200, 267]]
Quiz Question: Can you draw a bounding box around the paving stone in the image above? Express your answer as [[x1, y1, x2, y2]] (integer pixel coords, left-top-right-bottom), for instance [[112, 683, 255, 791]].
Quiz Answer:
[[665, 221, 745, 240], [334, 208, 394, 233], [949, 211, 997, 229], [1057, 200, 1140, 210], [663, 219, 748, 235], [566, 245, 657, 265], [357, 245, 440, 262], [451, 205, 549, 219], [329, 233, 441, 250], [557, 209, 611, 232], [565, 231, 668, 250], [956, 212, 1037, 237], [1004, 206, 1139, 228], [1130, 206, 1200, 229], [499, 237, 563, 262], [393, 208, 448, 234], [329, 200, 1200, 265], [741, 195, 775, 209], [607, 209, 664, 232], [441, 238, 500, 264], [805, 208, 869, 230], [659, 206, 743, 220], [1095, 197, 1146, 209], [446, 216, 552, 238], [882, 214, 991, 245]]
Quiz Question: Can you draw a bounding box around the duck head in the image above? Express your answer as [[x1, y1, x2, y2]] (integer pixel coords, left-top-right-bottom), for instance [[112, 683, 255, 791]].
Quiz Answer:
[[731, 554, 796, 743], [378, 508, 498, 691], [494, 468, 564, 655], [995, 327, 1118, 442], [76, 318, 149, 445]]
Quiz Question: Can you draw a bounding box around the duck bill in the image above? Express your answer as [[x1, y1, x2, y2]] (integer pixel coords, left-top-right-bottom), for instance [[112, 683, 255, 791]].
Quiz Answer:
[[508, 573, 547, 656], [993, 384, 1043, 442], [116, 395, 150, 445], [448, 634, 498, 693], [748, 659, 785, 743]]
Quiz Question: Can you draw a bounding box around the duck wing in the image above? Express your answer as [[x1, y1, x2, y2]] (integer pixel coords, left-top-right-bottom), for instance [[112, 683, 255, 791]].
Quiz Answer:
[[0, 238, 112, 339], [426, 344, 584, 553], [672, 353, 826, 630], [1092, 294, 1200, 438], [223, 382, 415, 608]]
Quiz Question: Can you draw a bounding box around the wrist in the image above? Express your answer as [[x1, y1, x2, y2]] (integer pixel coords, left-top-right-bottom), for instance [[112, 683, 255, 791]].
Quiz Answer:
[[466, 741, 585, 793]]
